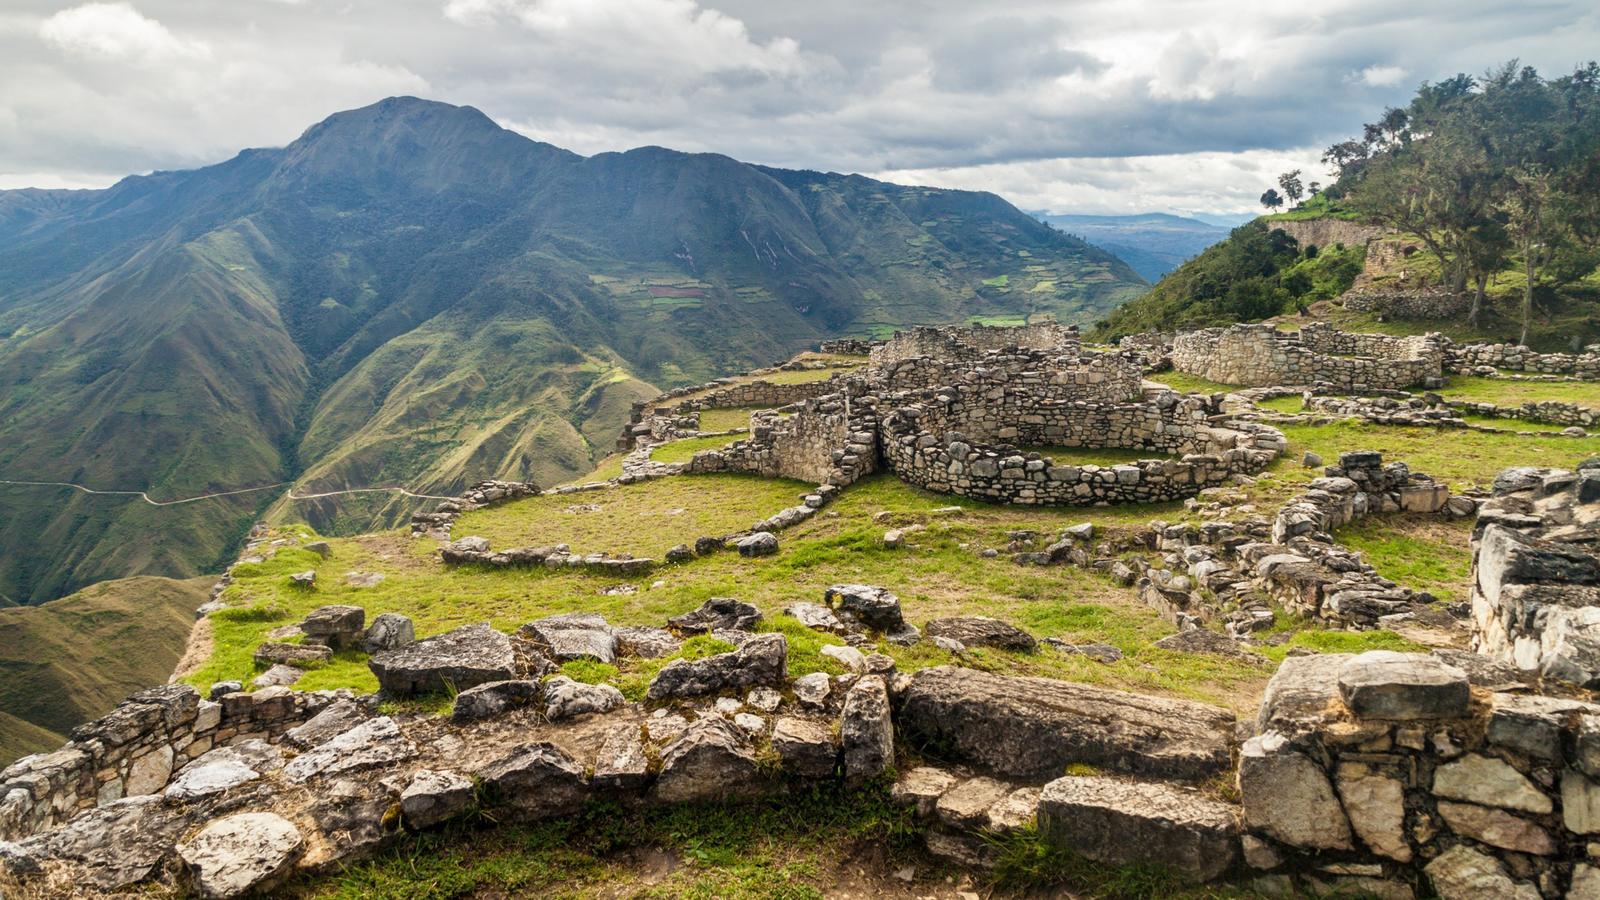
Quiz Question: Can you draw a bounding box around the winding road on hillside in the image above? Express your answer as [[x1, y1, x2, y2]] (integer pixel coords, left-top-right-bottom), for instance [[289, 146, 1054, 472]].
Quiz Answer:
[[0, 480, 457, 506]]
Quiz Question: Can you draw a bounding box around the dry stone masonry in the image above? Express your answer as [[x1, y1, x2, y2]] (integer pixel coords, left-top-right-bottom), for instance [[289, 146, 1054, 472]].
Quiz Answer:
[[1171, 323, 1446, 391]]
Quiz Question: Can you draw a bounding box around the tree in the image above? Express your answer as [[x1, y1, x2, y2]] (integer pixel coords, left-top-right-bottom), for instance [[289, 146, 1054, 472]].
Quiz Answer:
[[1277, 170, 1305, 206], [1308, 181, 1323, 196], [1260, 188, 1284, 212]]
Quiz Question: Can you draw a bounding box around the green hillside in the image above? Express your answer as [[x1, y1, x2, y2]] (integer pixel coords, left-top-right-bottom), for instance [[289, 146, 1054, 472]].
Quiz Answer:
[[0, 97, 1145, 606], [0, 575, 209, 765]]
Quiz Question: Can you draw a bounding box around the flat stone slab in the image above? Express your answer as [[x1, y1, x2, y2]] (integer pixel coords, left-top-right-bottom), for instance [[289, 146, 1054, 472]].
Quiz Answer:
[[1337, 651, 1470, 720], [1037, 776, 1239, 882], [283, 717, 415, 783], [895, 666, 1235, 782], [176, 812, 303, 899], [368, 623, 518, 696]]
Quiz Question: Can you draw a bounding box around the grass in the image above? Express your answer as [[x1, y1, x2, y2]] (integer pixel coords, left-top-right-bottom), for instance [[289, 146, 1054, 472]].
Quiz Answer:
[[1334, 515, 1473, 603], [697, 406, 766, 433], [1146, 371, 1242, 394], [650, 435, 740, 465], [1255, 395, 1305, 414], [199, 474, 1270, 712], [1437, 375, 1600, 409], [453, 473, 811, 557], [1458, 414, 1575, 433]]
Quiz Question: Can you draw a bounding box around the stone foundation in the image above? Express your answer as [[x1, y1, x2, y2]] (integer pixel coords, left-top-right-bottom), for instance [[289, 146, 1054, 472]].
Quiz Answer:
[[1171, 323, 1444, 391], [1342, 287, 1470, 319]]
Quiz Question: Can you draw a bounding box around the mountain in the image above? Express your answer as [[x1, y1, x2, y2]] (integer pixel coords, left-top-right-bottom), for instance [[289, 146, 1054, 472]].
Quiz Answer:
[[0, 575, 210, 765], [1034, 212, 1230, 281], [0, 97, 1146, 606]]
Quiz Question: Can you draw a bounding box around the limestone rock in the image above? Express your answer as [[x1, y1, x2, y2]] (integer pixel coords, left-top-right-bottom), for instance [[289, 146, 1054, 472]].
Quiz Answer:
[[1153, 628, 1256, 659], [820, 643, 868, 672], [1562, 768, 1600, 834], [1038, 775, 1240, 882], [283, 716, 416, 782], [1423, 844, 1541, 900], [646, 633, 787, 700], [896, 666, 1234, 782], [300, 605, 365, 647], [479, 742, 588, 818], [771, 717, 837, 779], [518, 612, 618, 664], [987, 786, 1041, 832], [651, 717, 768, 803], [935, 776, 1010, 829], [613, 625, 681, 658], [891, 766, 960, 816], [592, 724, 649, 792], [124, 744, 175, 796], [1336, 651, 1469, 720], [368, 623, 518, 696], [252, 664, 302, 689], [451, 679, 540, 722], [177, 812, 304, 899], [793, 671, 831, 708], [282, 699, 368, 750], [1436, 800, 1554, 854], [362, 612, 415, 653], [924, 616, 1037, 652], [1433, 754, 1552, 814], [825, 584, 913, 638], [736, 532, 779, 557], [164, 756, 260, 802], [542, 676, 624, 721], [840, 676, 893, 785], [401, 769, 475, 830], [1335, 764, 1410, 862], [253, 641, 332, 668], [667, 597, 762, 635], [1238, 732, 1352, 850], [289, 570, 316, 589]]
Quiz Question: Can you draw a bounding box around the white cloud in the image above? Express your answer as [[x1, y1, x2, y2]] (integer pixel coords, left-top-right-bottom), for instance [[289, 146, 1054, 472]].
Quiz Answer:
[[1357, 64, 1407, 87], [39, 2, 209, 63]]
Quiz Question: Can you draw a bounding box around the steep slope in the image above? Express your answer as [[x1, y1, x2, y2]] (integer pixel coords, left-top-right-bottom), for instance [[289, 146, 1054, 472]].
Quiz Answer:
[[1035, 213, 1228, 281], [0, 575, 209, 765], [0, 97, 1145, 604]]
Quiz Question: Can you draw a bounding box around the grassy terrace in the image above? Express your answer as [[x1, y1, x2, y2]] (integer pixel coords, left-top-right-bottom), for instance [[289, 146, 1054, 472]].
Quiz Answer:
[[1437, 375, 1600, 408]]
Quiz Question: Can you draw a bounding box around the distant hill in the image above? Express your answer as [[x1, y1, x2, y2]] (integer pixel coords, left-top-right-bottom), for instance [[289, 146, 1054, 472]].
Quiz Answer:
[[1034, 213, 1230, 281], [0, 97, 1146, 606], [0, 575, 209, 765]]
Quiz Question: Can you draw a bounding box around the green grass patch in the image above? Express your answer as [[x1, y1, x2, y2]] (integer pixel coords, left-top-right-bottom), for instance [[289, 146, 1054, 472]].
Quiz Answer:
[[650, 434, 740, 464], [1255, 395, 1305, 414], [1438, 375, 1600, 409], [981, 274, 1010, 287], [1257, 628, 1425, 663], [697, 406, 766, 433], [1458, 414, 1574, 433], [1147, 371, 1242, 394], [1334, 515, 1473, 602], [453, 473, 809, 558]]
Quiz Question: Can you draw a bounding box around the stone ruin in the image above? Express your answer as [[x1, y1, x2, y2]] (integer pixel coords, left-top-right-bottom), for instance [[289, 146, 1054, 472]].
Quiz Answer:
[[1170, 322, 1447, 391]]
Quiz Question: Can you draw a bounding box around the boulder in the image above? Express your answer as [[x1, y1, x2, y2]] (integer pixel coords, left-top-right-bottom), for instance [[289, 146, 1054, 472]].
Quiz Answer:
[[300, 605, 365, 647], [1038, 776, 1240, 882], [1433, 754, 1552, 814], [479, 742, 588, 819], [176, 812, 304, 899], [1153, 628, 1256, 659], [651, 717, 768, 803], [1337, 651, 1470, 719], [770, 717, 837, 779], [737, 532, 779, 557], [896, 666, 1234, 782], [646, 633, 787, 700], [935, 776, 1010, 829], [252, 664, 302, 689], [282, 699, 369, 750], [283, 716, 416, 783], [542, 676, 625, 721], [1238, 731, 1352, 850], [400, 769, 475, 830], [824, 584, 910, 635], [451, 679, 541, 722], [667, 597, 762, 635], [840, 676, 893, 785], [289, 570, 316, 589], [891, 766, 961, 817], [612, 625, 681, 658], [164, 756, 260, 802], [518, 613, 618, 664], [252, 642, 332, 668], [361, 612, 415, 653], [793, 672, 831, 708], [924, 617, 1036, 652], [368, 623, 518, 696]]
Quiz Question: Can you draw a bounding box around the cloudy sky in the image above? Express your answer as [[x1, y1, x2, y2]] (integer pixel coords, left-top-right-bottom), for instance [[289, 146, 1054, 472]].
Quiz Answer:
[[1, 0, 1596, 217]]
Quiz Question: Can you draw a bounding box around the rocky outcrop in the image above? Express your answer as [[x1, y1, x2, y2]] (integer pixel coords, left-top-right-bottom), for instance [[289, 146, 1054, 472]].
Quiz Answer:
[[645, 634, 787, 700], [367, 623, 519, 696]]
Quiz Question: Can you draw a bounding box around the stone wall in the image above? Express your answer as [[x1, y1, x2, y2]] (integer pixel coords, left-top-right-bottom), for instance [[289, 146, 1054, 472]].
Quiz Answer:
[[877, 349, 1145, 400], [880, 387, 1283, 506], [818, 338, 874, 355], [687, 389, 879, 488], [867, 322, 1080, 374], [1240, 649, 1600, 898], [1470, 463, 1600, 686], [1267, 218, 1384, 250], [1171, 324, 1444, 391], [1448, 343, 1600, 380], [0, 684, 349, 841], [1342, 287, 1470, 320]]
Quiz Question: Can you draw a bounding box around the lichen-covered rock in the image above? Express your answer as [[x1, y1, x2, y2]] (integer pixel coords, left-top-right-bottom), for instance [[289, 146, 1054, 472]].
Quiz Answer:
[[368, 623, 518, 696], [401, 769, 475, 830], [176, 812, 304, 899], [451, 679, 540, 722], [283, 716, 416, 783], [1423, 844, 1541, 900], [282, 699, 368, 750], [1336, 651, 1470, 719], [479, 742, 588, 819], [593, 724, 649, 792], [300, 605, 365, 647], [646, 633, 787, 700], [362, 612, 415, 653], [542, 676, 624, 721], [771, 717, 837, 779], [924, 616, 1036, 652], [1238, 732, 1352, 850], [896, 666, 1234, 782], [1335, 764, 1410, 862], [840, 675, 893, 785], [1038, 776, 1239, 882], [667, 598, 762, 635], [651, 718, 768, 803], [253, 641, 332, 668], [518, 613, 619, 664], [736, 532, 779, 557]]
